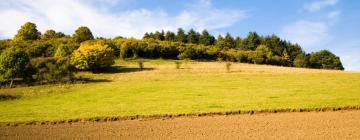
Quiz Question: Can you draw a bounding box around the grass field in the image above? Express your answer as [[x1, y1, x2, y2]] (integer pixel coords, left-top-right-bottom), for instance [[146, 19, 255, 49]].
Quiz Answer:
[[0, 59, 360, 123]]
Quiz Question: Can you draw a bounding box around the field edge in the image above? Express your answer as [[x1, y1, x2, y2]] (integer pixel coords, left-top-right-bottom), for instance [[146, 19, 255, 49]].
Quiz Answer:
[[2, 105, 360, 127]]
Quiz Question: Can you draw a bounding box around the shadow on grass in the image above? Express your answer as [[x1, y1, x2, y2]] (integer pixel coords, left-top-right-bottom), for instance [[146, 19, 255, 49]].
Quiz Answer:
[[93, 66, 155, 74], [0, 94, 20, 101], [76, 78, 113, 84]]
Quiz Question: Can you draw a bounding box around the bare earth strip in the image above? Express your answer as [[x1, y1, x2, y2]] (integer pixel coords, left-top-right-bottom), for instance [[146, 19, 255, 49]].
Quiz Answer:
[[1, 110, 360, 140]]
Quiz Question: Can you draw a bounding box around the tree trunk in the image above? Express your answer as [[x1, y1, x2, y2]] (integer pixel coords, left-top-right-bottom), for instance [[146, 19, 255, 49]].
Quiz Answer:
[[9, 79, 13, 88]]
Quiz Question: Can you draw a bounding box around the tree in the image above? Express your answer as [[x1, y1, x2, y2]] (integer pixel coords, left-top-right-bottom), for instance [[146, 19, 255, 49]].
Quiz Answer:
[[242, 32, 260, 50], [70, 42, 115, 71], [165, 31, 176, 41], [14, 22, 41, 41], [187, 29, 199, 44], [309, 50, 344, 70], [293, 53, 309, 68], [281, 49, 291, 66], [215, 35, 225, 49], [54, 44, 73, 57], [256, 45, 273, 63], [72, 26, 94, 43], [154, 31, 164, 41], [0, 47, 30, 87], [41, 29, 65, 40], [223, 33, 236, 49], [199, 30, 215, 46], [176, 28, 187, 43], [143, 32, 151, 39]]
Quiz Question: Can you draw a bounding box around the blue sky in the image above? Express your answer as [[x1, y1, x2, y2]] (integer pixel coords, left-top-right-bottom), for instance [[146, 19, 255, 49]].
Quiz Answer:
[[0, 0, 359, 71]]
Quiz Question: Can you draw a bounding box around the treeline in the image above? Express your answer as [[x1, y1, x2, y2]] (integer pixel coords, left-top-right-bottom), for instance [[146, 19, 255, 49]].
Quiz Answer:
[[0, 22, 344, 87]]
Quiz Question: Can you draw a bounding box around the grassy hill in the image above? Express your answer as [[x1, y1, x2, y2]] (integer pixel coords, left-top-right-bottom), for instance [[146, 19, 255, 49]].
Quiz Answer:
[[0, 59, 359, 123]]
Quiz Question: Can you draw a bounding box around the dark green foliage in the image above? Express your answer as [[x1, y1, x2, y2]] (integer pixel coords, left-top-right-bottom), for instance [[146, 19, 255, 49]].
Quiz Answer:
[[176, 28, 187, 43], [309, 50, 344, 70], [0, 47, 30, 87], [199, 30, 215, 45], [41, 29, 66, 40], [154, 31, 165, 41], [72, 26, 94, 43], [30, 57, 74, 83], [143, 32, 151, 39], [54, 44, 73, 57], [293, 53, 309, 68], [13, 22, 41, 41], [223, 33, 236, 49], [242, 32, 260, 50], [165, 31, 176, 41], [0, 21, 346, 80], [187, 29, 200, 44]]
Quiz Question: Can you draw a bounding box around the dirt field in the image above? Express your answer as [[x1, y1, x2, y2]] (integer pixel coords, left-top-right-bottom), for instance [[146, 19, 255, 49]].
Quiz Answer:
[[1, 110, 360, 140]]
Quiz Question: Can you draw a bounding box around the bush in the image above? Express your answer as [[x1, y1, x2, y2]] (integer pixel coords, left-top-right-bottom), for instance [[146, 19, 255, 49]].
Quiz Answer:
[[30, 57, 75, 83], [70, 42, 115, 71]]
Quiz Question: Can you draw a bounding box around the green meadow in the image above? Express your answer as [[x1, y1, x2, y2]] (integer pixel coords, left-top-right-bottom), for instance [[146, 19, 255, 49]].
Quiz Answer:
[[0, 59, 359, 123]]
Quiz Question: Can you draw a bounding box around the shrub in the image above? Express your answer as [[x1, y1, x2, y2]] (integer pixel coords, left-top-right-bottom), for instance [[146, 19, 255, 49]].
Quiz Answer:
[[137, 59, 144, 70], [70, 43, 115, 71], [226, 62, 231, 72], [30, 57, 75, 83], [175, 61, 181, 69]]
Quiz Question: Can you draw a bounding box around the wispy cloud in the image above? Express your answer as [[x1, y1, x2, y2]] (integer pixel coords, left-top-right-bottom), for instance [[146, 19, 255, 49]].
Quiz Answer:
[[280, 20, 331, 51], [0, 0, 249, 39], [303, 0, 338, 12]]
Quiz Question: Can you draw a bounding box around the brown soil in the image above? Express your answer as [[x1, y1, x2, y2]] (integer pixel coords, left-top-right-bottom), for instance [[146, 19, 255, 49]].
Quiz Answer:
[[1, 110, 360, 140]]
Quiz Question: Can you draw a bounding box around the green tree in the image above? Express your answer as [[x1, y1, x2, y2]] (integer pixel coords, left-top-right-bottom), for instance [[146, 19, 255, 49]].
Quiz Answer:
[[72, 26, 94, 43], [215, 35, 225, 49], [256, 45, 273, 62], [154, 31, 165, 41], [41, 29, 65, 40], [223, 33, 235, 49], [309, 50, 344, 70], [13, 22, 41, 41], [0, 47, 30, 87], [199, 30, 215, 45], [293, 53, 309, 68], [242, 32, 260, 50], [176, 28, 187, 43], [165, 31, 176, 41], [143, 32, 151, 39], [54, 44, 73, 57], [187, 29, 199, 44], [281, 49, 291, 66]]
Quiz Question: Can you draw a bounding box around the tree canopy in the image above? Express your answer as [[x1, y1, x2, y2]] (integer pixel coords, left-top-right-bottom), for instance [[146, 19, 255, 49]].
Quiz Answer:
[[0, 22, 347, 87], [13, 22, 41, 41], [72, 26, 94, 43]]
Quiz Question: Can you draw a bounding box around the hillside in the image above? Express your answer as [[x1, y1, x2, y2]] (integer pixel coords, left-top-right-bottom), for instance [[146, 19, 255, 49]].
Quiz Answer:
[[0, 59, 359, 123]]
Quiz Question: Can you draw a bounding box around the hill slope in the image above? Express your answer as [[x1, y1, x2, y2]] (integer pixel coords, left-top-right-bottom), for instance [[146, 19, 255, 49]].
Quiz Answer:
[[0, 59, 359, 123]]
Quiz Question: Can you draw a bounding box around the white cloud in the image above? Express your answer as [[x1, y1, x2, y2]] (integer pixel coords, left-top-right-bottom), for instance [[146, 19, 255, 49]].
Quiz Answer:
[[332, 41, 360, 71], [303, 0, 338, 12], [327, 10, 341, 19], [280, 20, 331, 51], [0, 0, 248, 39]]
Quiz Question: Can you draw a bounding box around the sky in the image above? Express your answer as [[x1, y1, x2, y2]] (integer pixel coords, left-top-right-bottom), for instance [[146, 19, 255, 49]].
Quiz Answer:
[[0, 0, 359, 71]]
